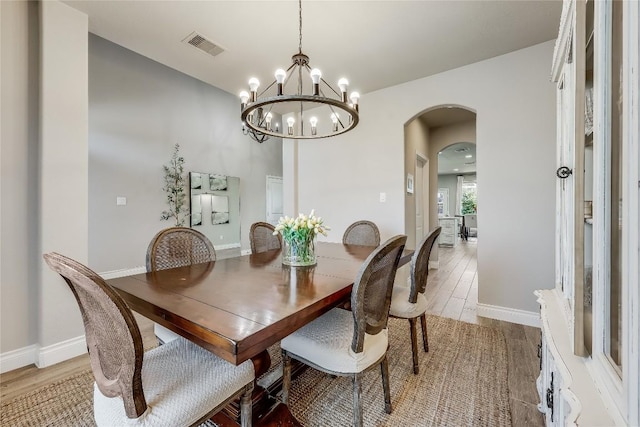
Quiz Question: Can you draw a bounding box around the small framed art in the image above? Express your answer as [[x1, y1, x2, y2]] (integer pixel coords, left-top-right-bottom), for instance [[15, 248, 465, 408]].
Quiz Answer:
[[407, 173, 414, 194]]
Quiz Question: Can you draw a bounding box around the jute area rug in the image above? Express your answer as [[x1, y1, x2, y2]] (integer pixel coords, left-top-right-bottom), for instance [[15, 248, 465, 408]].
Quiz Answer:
[[0, 315, 511, 427]]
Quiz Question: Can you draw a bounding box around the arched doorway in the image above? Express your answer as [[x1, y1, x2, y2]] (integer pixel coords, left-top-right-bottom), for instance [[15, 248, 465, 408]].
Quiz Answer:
[[403, 106, 476, 252], [402, 104, 478, 318]]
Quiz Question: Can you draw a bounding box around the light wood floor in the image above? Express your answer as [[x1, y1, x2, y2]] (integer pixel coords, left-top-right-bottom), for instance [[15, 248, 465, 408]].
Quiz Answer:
[[1, 239, 544, 426], [426, 238, 544, 427]]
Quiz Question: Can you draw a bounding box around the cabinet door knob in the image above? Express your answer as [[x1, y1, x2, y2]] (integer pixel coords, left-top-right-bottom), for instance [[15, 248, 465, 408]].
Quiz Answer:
[[556, 166, 573, 179]]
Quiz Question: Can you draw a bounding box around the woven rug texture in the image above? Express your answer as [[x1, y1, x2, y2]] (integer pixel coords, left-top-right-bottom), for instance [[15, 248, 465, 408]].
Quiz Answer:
[[0, 315, 511, 427]]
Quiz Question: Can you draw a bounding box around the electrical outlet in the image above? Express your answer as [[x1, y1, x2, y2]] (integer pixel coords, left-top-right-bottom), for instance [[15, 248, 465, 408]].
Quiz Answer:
[[379, 192, 386, 203], [219, 235, 224, 240], [116, 197, 127, 206]]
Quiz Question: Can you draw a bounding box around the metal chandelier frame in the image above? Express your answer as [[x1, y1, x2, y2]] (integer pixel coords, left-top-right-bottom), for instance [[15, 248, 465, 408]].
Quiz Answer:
[[239, 0, 360, 141]]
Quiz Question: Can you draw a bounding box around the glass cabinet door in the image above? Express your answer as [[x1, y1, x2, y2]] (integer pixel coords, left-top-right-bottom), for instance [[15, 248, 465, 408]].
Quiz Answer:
[[604, 0, 623, 375]]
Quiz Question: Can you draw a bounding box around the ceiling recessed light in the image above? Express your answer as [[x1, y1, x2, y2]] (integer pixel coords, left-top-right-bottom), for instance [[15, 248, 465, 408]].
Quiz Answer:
[[453, 168, 459, 172], [465, 154, 473, 158]]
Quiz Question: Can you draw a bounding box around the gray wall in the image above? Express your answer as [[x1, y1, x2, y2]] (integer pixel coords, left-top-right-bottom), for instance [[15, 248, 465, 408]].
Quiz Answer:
[[290, 41, 556, 315], [0, 0, 39, 354], [88, 35, 283, 272]]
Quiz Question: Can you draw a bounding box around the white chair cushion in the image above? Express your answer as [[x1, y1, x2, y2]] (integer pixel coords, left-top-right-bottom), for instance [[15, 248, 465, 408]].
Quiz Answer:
[[154, 323, 181, 344], [281, 308, 388, 374], [389, 287, 428, 319], [94, 337, 254, 427]]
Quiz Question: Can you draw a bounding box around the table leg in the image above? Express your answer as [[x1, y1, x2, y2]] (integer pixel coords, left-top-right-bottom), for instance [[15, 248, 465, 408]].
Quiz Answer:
[[212, 350, 302, 426]]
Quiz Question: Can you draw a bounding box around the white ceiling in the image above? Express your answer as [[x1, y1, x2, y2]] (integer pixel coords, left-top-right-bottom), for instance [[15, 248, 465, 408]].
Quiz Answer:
[[438, 142, 476, 175], [64, 0, 562, 97]]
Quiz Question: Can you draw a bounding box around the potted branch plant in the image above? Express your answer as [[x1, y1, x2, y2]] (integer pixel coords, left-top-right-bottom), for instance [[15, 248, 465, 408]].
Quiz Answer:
[[161, 143, 187, 226]]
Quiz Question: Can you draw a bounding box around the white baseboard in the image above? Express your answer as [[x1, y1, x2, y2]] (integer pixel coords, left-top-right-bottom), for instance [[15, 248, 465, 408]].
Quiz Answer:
[[1, 338, 89, 373], [1, 266, 153, 374], [477, 303, 541, 327], [99, 266, 146, 280], [36, 335, 87, 368], [429, 260, 439, 269], [0, 344, 37, 374], [215, 243, 241, 251], [240, 249, 252, 256]]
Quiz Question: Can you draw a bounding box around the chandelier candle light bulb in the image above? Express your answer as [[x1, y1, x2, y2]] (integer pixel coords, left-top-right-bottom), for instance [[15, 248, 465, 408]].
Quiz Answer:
[[275, 68, 287, 95], [338, 78, 349, 102], [274, 210, 330, 267], [239, 91, 249, 109], [309, 116, 318, 135], [248, 77, 260, 102], [331, 112, 339, 132], [350, 92, 360, 111], [287, 117, 296, 136], [265, 112, 273, 131], [310, 68, 322, 95]]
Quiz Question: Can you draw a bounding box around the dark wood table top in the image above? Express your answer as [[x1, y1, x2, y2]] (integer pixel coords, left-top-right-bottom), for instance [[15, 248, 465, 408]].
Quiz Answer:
[[107, 242, 412, 365]]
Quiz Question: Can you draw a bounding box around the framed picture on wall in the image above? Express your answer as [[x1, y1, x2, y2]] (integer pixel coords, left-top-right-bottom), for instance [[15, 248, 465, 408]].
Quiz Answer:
[[407, 173, 414, 194]]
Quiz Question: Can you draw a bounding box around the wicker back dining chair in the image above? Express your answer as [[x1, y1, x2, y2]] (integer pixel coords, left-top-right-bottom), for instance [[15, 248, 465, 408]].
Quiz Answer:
[[146, 227, 216, 344], [43, 252, 254, 427], [145, 227, 216, 272], [389, 226, 441, 374], [281, 235, 407, 427], [249, 222, 282, 254], [342, 220, 381, 246]]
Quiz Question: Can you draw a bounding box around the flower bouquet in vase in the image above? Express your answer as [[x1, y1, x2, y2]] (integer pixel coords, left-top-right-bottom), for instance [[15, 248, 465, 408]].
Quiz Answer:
[[274, 210, 330, 266]]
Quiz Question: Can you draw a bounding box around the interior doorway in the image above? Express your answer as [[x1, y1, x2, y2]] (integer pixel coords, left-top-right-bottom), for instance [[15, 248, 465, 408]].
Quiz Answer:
[[266, 175, 283, 225], [403, 105, 476, 264]]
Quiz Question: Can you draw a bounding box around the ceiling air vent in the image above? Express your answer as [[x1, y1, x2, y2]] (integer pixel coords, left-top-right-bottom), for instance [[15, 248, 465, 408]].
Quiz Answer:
[[182, 32, 225, 57]]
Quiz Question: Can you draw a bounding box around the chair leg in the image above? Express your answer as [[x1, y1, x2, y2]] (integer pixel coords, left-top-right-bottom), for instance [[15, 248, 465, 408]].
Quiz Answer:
[[420, 313, 429, 352], [380, 355, 392, 414], [240, 382, 254, 427], [409, 317, 419, 374], [352, 373, 363, 427], [282, 349, 291, 405]]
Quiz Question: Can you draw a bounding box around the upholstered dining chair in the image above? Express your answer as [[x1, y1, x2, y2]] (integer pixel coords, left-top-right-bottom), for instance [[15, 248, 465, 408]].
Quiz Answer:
[[389, 226, 442, 374], [281, 235, 407, 427], [342, 220, 381, 246], [43, 252, 254, 427], [249, 222, 282, 253], [146, 227, 216, 272], [146, 227, 216, 344]]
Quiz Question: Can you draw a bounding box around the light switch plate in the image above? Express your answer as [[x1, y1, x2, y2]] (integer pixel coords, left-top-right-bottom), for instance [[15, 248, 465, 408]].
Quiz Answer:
[[116, 197, 127, 206]]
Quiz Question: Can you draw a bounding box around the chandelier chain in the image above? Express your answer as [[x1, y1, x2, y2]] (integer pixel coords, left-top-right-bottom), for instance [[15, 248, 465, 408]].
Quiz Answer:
[[298, 0, 303, 54]]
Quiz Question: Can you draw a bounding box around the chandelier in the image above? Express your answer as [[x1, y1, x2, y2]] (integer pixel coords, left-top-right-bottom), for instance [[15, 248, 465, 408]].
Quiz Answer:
[[239, 0, 360, 140]]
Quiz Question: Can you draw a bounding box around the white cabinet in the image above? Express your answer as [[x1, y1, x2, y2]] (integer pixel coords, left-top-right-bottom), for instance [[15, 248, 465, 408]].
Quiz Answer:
[[536, 289, 614, 426], [437, 217, 458, 247], [539, 1, 639, 425]]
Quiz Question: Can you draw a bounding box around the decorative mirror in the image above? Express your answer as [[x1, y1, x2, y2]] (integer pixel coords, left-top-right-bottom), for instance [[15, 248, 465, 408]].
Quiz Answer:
[[189, 172, 240, 250]]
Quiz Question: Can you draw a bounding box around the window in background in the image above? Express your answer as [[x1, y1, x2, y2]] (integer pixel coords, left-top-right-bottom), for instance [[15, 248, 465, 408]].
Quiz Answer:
[[437, 188, 449, 217], [461, 182, 477, 214]]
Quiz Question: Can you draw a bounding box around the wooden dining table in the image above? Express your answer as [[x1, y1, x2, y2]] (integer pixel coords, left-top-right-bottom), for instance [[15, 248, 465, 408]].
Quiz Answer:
[[106, 241, 413, 425]]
